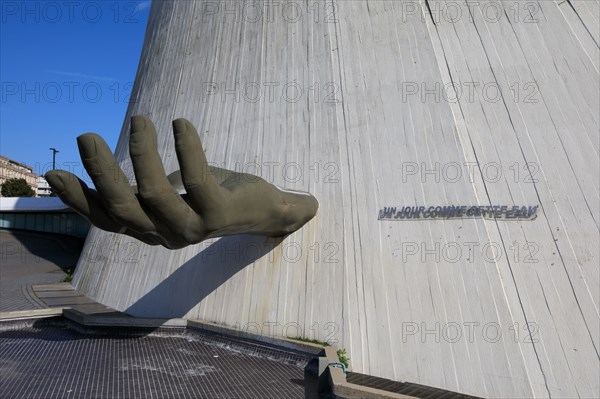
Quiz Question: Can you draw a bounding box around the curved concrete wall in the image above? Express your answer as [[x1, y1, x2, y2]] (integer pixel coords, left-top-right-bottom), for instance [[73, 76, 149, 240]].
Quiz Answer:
[[73, 1, 599, 397]]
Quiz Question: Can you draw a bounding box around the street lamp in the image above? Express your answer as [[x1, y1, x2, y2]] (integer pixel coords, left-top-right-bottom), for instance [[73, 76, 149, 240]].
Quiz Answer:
[[49, 147, 59, 170]]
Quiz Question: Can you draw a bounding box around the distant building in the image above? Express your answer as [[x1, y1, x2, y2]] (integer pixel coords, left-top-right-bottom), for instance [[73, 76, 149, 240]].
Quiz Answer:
[[0, 155, 38, 196], [37, 176, 53, 197]]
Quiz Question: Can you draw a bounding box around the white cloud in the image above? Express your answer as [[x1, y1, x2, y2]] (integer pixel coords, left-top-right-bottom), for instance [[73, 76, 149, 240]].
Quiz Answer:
[[136, 1, 151, 12]]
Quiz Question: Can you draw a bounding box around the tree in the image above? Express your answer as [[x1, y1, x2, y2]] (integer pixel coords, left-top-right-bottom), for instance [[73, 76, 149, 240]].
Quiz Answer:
[[1, 178, 35, 197]]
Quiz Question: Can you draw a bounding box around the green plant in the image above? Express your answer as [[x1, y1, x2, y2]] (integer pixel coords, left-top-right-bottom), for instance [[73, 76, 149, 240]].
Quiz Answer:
[[63, 268, 73, 283], [1, 178, 35, 197], [337, 348, 350, 369]]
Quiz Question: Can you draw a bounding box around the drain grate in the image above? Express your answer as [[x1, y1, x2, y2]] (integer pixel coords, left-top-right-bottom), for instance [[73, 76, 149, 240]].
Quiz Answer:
[[346, 371, 482, 399]]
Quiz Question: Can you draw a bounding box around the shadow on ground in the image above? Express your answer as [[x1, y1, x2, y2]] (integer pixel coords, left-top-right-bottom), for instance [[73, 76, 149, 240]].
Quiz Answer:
[[1, 229, 83, 270]]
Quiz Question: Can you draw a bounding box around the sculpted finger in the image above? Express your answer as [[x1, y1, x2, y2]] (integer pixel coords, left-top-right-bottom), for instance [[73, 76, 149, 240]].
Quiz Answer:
[[77, 132, 155, 233], [46, 170, 161, 245], [172, 118, 227, 217], [45, 170, 160, 245], [45, 169, 121, 232], [129, 116, 204, 238]]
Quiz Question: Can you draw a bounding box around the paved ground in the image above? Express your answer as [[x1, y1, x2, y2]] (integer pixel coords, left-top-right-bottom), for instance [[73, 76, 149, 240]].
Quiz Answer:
[[0, 318, 319, 399], [32, 282, 116, 315], [0, 230, 82, 312]]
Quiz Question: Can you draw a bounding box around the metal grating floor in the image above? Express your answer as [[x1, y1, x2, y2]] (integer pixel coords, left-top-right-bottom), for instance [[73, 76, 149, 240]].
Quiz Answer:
[[0, 319, 318, 399]]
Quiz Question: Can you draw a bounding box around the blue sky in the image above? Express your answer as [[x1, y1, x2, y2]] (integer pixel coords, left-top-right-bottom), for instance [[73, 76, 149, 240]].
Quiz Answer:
[[1, 0, 150, 181]]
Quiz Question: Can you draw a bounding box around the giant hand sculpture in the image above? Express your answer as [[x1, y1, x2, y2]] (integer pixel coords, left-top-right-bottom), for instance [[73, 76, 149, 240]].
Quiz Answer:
[[46, 116, 318, 249]]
